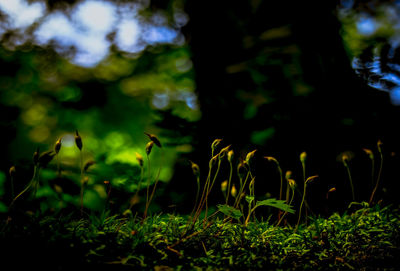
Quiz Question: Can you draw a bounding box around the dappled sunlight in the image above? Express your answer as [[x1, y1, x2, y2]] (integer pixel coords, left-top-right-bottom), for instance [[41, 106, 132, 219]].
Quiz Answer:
[[0, 0, 186, 66], [21, 103, 47, 126], [28, 125, 50, 143], [60, 133, 75, 147], [152, 92, 170, 109], [115, 18, 142, 53], [72, 0, 116, 33], [105, 147, 141, 166], [0, 0, 45, 29], [339, 1, 400, 105]]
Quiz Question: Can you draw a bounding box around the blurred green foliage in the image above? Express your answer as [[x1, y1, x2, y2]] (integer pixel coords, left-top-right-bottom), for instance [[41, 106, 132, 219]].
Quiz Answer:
[[339, 2, 400, 58], [0, 44, 199, 156], [0, 36, 199, 211], [2, 0, 400, 215]]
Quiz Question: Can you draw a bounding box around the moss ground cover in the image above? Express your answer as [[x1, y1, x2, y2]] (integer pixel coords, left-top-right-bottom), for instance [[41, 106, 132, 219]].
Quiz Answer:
[[0, 204, 399, 270]]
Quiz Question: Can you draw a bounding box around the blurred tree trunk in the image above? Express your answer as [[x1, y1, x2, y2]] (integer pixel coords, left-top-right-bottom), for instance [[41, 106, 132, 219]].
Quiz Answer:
[[182, 0, 398, 208]]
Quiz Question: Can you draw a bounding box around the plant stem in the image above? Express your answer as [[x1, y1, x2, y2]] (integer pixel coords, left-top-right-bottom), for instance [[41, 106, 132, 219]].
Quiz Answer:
[[145, 154, 151, 212], [345, 164, 355, 201], [234, 171, 251, 208], [285, 181, 290, 203], [277, 188, 295, 226], [145, 149, 164, 219], [296, 182, 306, 231], [190, 176, 201, 218], [79, 150, 84, 216], [33, 168, 40, 198], [192, 157, 214, 226], [9, 166, 37, 207], [129, 166, 144, 210], [204, 159, 222, 222], [277, 165, 283, 201], [369, 150, 383, 204], [244, 205, 257, 227], [225, 160, 233, 205]]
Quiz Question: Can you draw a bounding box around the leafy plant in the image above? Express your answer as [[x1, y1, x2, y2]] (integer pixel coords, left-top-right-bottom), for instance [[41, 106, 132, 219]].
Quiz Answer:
[[244, 197, 295, 226], [217, 204, 242, 220]]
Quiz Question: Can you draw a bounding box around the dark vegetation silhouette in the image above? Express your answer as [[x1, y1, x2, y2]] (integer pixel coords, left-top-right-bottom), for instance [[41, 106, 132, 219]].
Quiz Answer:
[[1, 1, 400, 270], [1, 0, 400, 215]]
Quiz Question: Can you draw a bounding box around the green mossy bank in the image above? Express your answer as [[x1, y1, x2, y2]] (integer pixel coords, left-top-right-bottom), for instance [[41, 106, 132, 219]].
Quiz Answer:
[[1, 205, 399, 270]]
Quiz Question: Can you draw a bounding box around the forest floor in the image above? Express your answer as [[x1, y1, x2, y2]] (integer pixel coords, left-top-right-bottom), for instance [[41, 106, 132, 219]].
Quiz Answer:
[[0, 203, 399, 270]]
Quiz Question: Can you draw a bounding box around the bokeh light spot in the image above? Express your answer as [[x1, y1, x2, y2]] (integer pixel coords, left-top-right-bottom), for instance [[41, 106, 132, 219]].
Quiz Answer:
[[29, 125, 50, 143], [390, 87, 400, 106], [175, 58, 193, 73], [0, 0, 188, 67], [356, 16, 378, 36], [22, 103, 47, 126], [104, 132, 125, 149], [61, 133, 75, 147], [0, 0, 45, 28], [73, 0, 116, 33], [105, 147, 140, 165], [152, 93, 170, 109]]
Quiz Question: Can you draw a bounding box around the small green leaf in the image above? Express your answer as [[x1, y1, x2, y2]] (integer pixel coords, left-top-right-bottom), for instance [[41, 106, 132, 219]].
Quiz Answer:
[[255, 198, 295, 214], [245, 195, 254, 204], [217, 204, 243, 220]]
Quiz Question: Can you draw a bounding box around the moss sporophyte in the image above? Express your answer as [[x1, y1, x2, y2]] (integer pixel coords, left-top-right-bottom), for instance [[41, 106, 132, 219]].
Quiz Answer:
[[143, 132, 164, 220], [4, 133, 398, 270]]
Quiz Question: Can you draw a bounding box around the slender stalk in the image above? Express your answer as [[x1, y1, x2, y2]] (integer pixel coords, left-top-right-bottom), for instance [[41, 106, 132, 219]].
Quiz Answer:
[[145, 154, 151, 212], [296, 182, 307, 231], [9, 166, 37, 207], [190, 175, 201, 217], [276, 187, 295, 226], [265, 157, 283, 201], [204, 159, 222, 222], [129, 166, 144, 210], [369, 147, 383, 204], [79, 150, 84, 215], [244, 177, 256, 226], [192, 156, 216, 226], [265, 158, 283, 221], [300, 152, 308, 221], [278, 166, 283, 201], [341, 154, 355, 201], [33, 167, 41, 198], [244, 204, 257, 227], [285, 182, 290, 203], [234, 171, 251, 208], [145, 149, 165, 218], [295, 175, 317, 231], [225, 159, 233, 205], [345, 164, 355, 201]]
